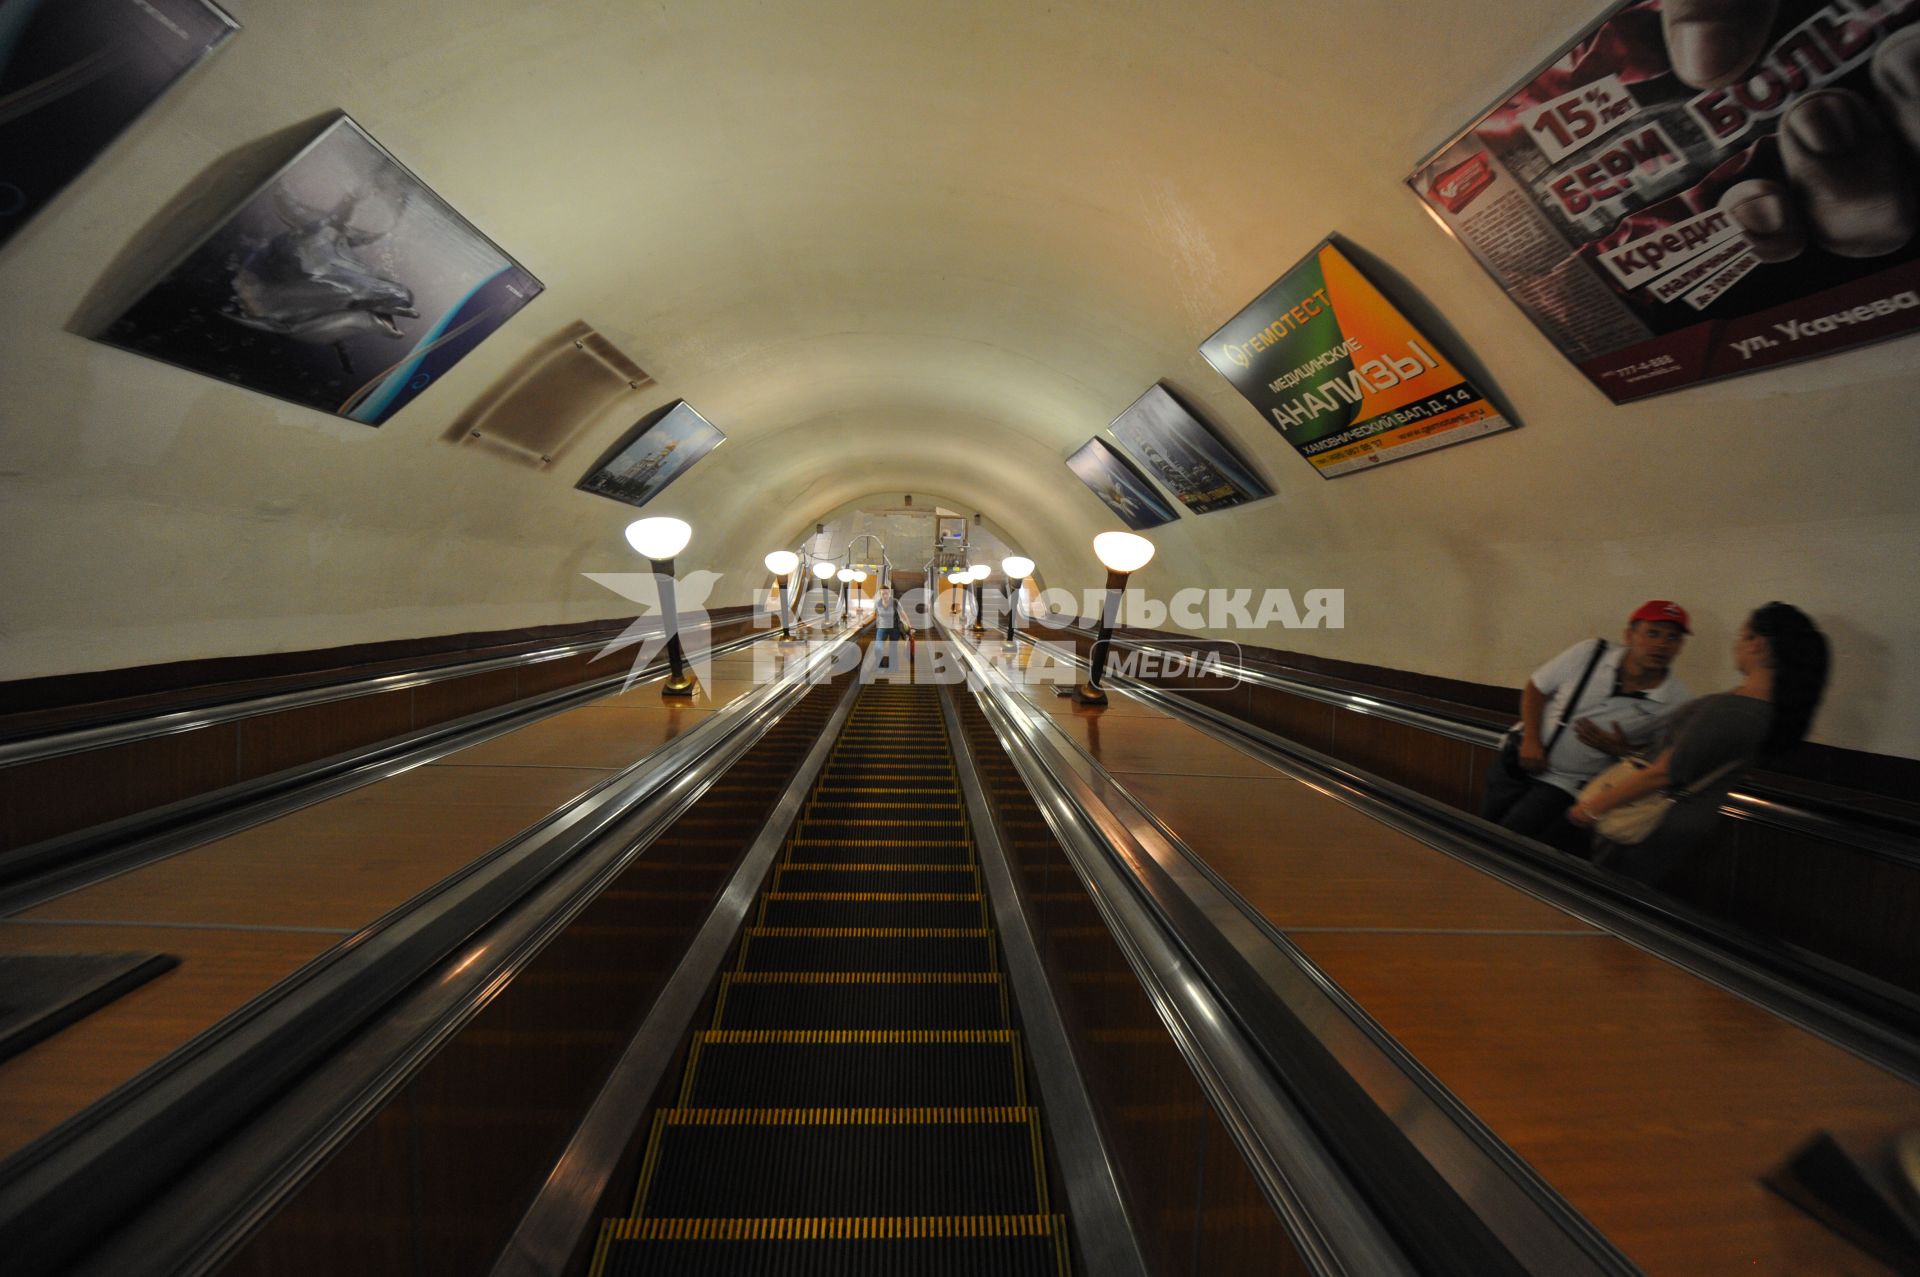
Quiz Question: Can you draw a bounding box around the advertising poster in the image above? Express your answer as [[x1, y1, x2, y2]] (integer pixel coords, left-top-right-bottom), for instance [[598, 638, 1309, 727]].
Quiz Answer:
[[1064, 438, 1180, 529], [577, 401, 726, 509], [100, 114, 543, 425], [1200, 240, 1513, 477], [1106, 383, 1273, 514], [1410, 0, 1920, 402], [0, 0, 236, 253]]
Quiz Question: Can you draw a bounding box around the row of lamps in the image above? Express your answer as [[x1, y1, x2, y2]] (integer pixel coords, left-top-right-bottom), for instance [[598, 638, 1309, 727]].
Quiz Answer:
[[629, 518, 1153, 708]]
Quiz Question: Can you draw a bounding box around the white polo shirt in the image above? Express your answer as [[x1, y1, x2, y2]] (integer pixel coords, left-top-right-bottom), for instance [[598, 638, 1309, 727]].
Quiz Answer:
[[1522, 639, 1691, 796]]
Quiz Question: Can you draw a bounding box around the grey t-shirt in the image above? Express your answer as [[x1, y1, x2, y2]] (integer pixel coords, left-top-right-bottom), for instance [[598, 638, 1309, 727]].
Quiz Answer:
[[1656, 692, 1773, 794]]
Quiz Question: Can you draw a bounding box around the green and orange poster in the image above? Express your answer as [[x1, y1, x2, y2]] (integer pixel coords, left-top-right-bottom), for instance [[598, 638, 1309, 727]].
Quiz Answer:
[[1200, 241, 1512, 477]]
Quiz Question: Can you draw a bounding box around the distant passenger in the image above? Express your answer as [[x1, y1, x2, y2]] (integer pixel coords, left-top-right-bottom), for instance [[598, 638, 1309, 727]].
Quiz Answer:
[[1570, 602, 1830, 887], [1480, 601, 1694, 854]]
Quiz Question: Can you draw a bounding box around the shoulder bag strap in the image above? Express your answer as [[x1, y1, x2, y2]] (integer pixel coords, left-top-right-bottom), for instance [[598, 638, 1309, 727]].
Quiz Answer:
[[1542, 638, 1608, 756], [1668, 757, 1746, 802]]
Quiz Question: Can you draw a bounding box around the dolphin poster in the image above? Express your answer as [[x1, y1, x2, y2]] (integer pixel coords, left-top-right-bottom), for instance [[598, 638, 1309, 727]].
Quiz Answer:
[[100, 113, 542, 425]]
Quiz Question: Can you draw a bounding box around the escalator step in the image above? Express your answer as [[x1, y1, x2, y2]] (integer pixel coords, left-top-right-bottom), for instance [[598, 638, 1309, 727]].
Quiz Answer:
[[784, 840, 973, 866], [683, 1031, 1025, 1107], [792, 823, 968, 846], [759, 893, 985, 929], [804, 802, 951, 818], [633, 1108, 1045, 1218], [774, 865, 978, 893], [596, 1213, 1068, 1277], [717, 972, 1005, 1030], [738, 927, 995, 973]]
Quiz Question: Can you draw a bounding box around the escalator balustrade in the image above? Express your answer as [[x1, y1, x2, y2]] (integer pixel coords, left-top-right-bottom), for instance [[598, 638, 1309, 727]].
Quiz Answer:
[[590, 683, 1073, 1276]]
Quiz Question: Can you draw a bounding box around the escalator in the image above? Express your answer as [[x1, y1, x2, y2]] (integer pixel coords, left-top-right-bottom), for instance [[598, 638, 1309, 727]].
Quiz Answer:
[[589, 681, 1074, 1276]]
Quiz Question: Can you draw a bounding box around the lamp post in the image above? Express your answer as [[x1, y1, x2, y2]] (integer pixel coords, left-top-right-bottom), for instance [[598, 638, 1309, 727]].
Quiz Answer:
[[1075, 531, 1154, 706], [968, 564, 990, 634], [851, 569, 869, 614], [1000, 555, 1034, 645], [946, 570, 971, 627], [625, 517, 697, 698], [836, 568, 854, 618], [764, 550, 799, 640], [811, 560, 837, 626]]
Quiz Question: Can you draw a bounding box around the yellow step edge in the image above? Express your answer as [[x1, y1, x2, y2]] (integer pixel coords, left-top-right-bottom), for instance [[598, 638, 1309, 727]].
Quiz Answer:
[[745, 925, 988, 938], [762, 891, 981, 902], [722, 971, 999, 983], [696, 1028, 1016, 1044], [777, 862, 979, 872], [601, 1215, 1065, 1242], [657, 1106, 1037, 1125]]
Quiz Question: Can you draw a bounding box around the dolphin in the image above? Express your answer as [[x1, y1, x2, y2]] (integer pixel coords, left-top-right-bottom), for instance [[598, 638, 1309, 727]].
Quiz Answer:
[[225, 190, 418, 371]]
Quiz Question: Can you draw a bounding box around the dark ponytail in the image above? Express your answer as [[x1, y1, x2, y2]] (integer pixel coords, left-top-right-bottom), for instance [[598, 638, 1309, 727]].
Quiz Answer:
[[1750, 602, 1829, 758]]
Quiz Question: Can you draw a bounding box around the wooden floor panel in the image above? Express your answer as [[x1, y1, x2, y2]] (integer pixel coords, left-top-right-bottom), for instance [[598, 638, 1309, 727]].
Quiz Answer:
[[1293, 931, 1920, 1274], [0, 922, 337, 1160], [1013, 665, 1915, 1273], [0, 669, 772, 1169], [596, 678, 760, 710], [1005, 679, 1166, 719], [1052, 714, 1276, 778], [1121, 773, 1592, 933], [435, 703, 711, 769]]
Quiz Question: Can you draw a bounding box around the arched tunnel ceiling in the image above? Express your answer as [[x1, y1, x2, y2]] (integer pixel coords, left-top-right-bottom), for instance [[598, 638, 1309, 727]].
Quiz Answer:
[[3, 0, 1919, 756]]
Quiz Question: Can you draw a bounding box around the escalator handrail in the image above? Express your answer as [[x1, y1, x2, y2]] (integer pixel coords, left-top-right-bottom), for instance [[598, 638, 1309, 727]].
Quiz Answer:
[[1035, 618, 1920, 860], [0, 627, 774, 904], [1025, 633, 1920, 1077], [0, 626, 864, 1277], [490, 670, 866, 1277], [943, 625, 1563, 1277], [0, 610, 784, 766]]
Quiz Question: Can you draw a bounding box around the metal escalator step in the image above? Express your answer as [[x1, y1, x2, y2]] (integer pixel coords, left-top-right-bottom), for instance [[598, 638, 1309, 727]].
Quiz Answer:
[[716, 972, 1005, 1030], [632, 1107, 1046, 1218], [594, 1214, 1070, 1277], [682, 1030, 1025, 1108], [783, 839, 973, 866], [758, 892, 985, 930], [774, 865, 978, 893], [738, 927, 995, 974]]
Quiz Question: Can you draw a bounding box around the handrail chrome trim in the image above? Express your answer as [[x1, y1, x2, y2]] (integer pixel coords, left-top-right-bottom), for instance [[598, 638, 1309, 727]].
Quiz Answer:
[[0, 629, 773, 912], [0, 626, 864, 1276], [945, 626, 1632, 1276], [938, 683, 1151, 1277], [1027, 636, 1920, 1079], [0, 614, 755, 768], [489, 672, 862, 1277], [940, 629, 1426, 1277], [1036, 621, 1920, 863]]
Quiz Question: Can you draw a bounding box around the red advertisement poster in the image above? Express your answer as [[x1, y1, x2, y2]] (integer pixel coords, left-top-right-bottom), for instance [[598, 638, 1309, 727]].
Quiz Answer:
[[1409, 0, 1920, 402]]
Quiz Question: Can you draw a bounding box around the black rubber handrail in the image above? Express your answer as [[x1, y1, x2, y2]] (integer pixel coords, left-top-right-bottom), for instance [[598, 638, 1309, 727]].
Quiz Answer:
[[0, 626, 864, 1276], [1037, 619, 1920, 862], [1025, 632, 1920, 1078]]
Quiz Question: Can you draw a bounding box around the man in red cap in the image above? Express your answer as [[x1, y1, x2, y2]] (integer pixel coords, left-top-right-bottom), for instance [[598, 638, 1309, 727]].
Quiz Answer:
[[1480, 601, 1694, 854]]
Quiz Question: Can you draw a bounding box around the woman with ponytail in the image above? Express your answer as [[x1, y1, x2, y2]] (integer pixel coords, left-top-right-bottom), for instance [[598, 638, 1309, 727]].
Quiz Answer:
[[1568, 603, 1830, 887]]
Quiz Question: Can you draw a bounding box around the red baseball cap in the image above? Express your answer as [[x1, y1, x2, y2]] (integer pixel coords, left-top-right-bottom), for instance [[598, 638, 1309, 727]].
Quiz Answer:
[[1629, 600, 1691, 633]]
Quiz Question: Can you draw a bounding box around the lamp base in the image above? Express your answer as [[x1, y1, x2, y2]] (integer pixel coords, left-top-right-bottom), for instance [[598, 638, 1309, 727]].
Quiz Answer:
[[661, 673, 697, 698], [1071, 683, 1108, 706]]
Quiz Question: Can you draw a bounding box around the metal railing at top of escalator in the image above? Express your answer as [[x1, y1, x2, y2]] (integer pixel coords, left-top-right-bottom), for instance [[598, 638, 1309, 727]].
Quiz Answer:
[[0, 623, 867, 1277], [934, 620, 1634, 1277], [1034, 619, 1920, 866]]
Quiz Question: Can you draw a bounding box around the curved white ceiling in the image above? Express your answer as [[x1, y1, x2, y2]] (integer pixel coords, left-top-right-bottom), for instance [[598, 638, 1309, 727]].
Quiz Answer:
[[2, 0, 1918, 756]]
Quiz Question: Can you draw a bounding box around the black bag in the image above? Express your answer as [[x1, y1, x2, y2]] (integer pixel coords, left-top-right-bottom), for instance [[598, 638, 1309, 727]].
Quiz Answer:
[[1483, 639, 1608, 819]]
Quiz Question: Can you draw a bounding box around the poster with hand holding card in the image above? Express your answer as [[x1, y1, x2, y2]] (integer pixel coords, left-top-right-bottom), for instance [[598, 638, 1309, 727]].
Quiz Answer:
[[1411, 0, 1920, 401]]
